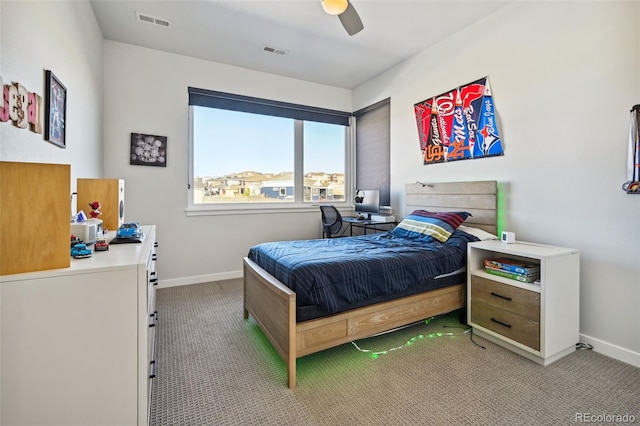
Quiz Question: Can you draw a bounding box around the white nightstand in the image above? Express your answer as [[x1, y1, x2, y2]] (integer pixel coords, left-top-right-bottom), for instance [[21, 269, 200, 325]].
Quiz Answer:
[[467, 240, 580, 365]]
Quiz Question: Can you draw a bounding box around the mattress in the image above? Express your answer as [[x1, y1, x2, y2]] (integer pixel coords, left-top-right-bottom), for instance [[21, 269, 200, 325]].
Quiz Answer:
[[247, 229, 479, 322]]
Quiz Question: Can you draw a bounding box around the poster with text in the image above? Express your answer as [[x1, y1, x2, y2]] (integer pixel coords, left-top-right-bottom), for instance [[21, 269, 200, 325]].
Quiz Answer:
[[414, 76, 503, 165]]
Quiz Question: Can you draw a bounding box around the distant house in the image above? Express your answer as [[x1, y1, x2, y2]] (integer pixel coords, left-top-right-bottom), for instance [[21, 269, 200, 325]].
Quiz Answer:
[[199, 171, 343, 201], [262, 173, 294, 200], [261, 173, 335, 201]]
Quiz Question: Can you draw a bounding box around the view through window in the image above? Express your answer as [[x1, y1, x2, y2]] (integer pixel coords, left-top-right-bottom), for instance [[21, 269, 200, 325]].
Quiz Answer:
[[191, 106, 347, 205]]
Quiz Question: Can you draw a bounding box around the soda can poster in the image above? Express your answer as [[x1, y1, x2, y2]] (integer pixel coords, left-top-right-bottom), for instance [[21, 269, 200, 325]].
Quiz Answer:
[[414, 76, 504, 165]]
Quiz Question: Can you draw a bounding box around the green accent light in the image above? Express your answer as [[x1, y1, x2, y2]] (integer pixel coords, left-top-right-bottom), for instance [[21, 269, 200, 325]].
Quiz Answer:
[[496, 182, 507, 235], [350, 316, 472, 358]]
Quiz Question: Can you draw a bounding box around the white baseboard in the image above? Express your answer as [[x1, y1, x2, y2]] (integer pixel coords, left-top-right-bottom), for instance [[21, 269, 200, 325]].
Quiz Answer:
[[158, 270, 243, 289], [579, 333, 640, 368]]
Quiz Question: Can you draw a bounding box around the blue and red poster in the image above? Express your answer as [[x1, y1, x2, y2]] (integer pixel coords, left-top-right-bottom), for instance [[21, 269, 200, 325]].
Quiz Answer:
[[414, 76, 503, 165]]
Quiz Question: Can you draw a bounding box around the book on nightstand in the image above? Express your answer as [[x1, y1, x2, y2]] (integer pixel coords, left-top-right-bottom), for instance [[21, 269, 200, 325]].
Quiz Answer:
[[485, 257, 540, 275], [485, 266, 539, 283]]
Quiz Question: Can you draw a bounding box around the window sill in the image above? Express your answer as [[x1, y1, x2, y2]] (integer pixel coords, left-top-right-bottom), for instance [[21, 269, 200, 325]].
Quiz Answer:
[[185, 203, 352, 217]]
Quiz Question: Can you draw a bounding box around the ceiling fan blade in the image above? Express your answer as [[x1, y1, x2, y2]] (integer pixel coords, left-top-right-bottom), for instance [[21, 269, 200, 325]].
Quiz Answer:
[[338, 2, 363, 36]]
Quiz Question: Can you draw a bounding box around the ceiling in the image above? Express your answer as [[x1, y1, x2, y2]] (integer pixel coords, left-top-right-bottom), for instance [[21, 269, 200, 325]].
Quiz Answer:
[[89, 0, 510, 89]]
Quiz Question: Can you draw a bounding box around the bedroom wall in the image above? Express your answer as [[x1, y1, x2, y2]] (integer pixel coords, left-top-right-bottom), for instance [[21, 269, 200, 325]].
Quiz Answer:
[[102, 41, 352, 286], [0, 1, 104, 421], [353, 1, 640, 366], [0, 0, 104, 181]]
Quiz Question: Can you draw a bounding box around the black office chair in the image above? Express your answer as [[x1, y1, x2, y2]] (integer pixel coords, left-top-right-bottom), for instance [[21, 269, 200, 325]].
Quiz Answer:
[[320, 205, 344, 238]]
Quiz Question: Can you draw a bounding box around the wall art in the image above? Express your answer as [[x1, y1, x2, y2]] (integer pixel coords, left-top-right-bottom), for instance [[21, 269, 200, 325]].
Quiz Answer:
[[0, 74, 43, 134], [44, 70, 67, 148], [414, 76, 504, 165], [130, 133, 167, 167]]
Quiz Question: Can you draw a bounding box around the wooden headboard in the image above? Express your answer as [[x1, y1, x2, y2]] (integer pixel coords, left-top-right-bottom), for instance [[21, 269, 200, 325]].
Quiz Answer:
[[404, 181, 498, 235]]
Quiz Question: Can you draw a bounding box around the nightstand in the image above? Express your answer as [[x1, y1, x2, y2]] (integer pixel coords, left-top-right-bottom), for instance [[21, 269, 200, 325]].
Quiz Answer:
[[467, 240, 580, 365]]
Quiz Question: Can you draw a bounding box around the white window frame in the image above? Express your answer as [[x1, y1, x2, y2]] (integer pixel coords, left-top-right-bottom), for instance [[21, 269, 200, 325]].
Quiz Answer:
[[186, 106, 355, 216]]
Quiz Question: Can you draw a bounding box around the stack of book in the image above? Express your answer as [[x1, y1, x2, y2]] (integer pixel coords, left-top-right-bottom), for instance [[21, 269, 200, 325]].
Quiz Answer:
[[484, 257, 540, 283]]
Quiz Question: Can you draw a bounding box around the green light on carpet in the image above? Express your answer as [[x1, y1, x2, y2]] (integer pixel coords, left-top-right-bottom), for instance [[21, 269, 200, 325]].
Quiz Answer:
[[351, 316, 471, 358]]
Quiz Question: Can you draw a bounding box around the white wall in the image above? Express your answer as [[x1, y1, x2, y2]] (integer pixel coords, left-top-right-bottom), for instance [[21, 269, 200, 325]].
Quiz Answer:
[[1, 1, 104, 422], [102, 41, 352, 286], [353, 1, 640, 365], [0, 0, 104, 184]]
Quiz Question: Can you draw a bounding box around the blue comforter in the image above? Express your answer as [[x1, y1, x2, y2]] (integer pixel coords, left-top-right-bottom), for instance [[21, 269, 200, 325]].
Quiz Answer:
[[247, 229, 478, 316]]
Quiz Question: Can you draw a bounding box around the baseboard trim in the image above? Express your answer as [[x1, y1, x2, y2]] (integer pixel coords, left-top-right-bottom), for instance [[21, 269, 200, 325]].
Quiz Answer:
[[158, 270, 243, 288], [579, 333, 640, 368]]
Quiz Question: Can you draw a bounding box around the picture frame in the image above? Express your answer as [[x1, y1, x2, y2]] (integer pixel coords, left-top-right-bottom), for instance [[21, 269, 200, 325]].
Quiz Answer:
[[130, 133, 167, 167], [44, 70, 67, 148]]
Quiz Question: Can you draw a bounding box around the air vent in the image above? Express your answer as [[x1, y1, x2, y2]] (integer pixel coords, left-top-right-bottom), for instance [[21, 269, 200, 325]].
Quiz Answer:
[[136, 12, 173, 29], [262, 45, 289, 56]]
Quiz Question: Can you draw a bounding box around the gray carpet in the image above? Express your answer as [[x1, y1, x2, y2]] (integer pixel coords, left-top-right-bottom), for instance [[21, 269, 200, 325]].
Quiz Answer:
[[150, 280, 640, 425]]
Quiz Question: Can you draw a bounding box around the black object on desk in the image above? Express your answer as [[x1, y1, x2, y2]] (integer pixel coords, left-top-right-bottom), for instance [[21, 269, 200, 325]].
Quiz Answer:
[[109, 234, 144, 244], [343, 217, 396, 236]]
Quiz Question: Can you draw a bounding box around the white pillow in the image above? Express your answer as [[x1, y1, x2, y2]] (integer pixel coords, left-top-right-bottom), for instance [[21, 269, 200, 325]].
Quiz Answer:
[[458, 225, 499, 241]]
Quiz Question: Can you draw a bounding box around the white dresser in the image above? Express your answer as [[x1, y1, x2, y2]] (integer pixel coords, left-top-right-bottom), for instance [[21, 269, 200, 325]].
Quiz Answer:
[[0, 225, 157, 426]]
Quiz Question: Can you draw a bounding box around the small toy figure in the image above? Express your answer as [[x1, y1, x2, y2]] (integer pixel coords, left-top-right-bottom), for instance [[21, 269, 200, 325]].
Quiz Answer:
[[70, 234, 81, 247], [95, 237, 109, 251], [88, 201, 102, 219], [71, 243, 92, 259], [116, 222, 142, 239]]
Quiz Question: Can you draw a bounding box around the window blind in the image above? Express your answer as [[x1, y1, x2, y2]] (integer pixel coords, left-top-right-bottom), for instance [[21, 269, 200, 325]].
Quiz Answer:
[[188, 87, 351, 126], [354, 98, 391, 206]]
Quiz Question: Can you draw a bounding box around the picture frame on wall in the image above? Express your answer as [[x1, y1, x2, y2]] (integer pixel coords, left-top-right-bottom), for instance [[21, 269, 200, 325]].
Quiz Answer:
[[44, 70, 67, 148], [130, 133, 167, 167]]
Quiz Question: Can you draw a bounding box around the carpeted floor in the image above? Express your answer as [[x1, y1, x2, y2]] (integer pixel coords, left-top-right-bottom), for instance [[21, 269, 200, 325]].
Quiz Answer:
[[150, 279, 640, 426]]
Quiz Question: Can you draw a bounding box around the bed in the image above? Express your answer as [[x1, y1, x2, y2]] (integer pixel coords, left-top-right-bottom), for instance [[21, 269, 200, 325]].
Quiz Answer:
[[243, 180, 498, 388]]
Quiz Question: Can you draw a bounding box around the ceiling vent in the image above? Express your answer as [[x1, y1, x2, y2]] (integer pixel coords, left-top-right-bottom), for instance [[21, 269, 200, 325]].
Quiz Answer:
[[136, 12, 172, 29], [262, 45, 289, 56]]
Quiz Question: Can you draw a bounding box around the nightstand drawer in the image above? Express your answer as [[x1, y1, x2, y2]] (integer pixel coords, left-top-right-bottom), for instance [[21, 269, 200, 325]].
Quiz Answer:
[[471, 300, 540, 350], [471, 275, 540, 321]]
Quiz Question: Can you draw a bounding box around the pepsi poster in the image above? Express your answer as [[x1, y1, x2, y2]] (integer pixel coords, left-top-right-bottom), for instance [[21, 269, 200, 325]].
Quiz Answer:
[[414, 76, 504, 165]]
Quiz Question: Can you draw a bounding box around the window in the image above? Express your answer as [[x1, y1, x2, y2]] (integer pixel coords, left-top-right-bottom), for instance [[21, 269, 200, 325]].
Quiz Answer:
[[303, 121, 346, 203], [188, 88, 352, 214]]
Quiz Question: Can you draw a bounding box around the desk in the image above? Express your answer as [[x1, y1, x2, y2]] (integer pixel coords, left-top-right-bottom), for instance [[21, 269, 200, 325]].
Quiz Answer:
[[343, 217, 397, 236]]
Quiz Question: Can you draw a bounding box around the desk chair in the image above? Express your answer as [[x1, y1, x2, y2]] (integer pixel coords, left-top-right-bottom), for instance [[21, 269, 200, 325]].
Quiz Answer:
[[320, 205, 343, 238]]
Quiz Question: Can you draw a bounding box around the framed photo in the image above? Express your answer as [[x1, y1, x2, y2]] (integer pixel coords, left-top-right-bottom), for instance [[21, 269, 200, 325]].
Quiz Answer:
[[44, 70, 67, 148], [130, 133, 167, 167]]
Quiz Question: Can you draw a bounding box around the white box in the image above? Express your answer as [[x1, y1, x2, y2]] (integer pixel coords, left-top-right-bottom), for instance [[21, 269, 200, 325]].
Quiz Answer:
[[501, 231, 516, 244], [70, 219, 103, 244], [370, 214, 396, 223]]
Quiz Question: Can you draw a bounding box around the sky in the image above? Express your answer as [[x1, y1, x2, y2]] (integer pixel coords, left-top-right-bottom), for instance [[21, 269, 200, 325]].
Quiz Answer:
[[193, 107, 345, 177]]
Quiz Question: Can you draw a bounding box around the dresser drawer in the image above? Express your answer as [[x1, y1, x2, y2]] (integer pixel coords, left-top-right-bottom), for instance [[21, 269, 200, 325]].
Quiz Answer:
[[471, 300, 540, 350], [471, 275, 540, 321]]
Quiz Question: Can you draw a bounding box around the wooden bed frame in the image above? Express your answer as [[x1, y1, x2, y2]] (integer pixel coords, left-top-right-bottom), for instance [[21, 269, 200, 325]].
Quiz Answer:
[[243, 180, 497, 388]]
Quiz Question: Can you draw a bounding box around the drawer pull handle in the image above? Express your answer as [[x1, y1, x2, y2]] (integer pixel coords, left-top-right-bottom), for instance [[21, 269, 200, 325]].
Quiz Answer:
[[491, 292, 512, 301], [491, 317, 512, 328], [149, 360, 156, 379]]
